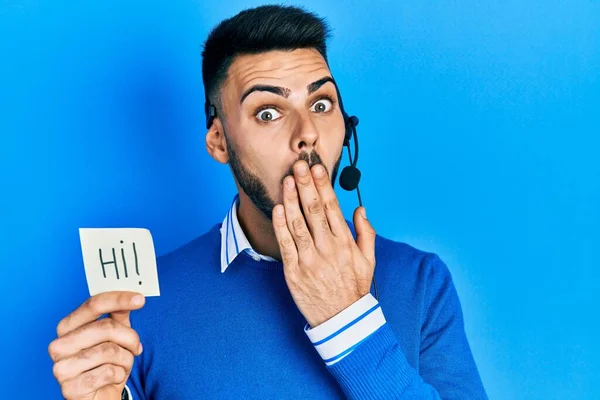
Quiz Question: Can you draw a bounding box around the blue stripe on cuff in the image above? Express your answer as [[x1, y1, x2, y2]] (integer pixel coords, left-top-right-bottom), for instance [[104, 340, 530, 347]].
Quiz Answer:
[[312, 303, 381, 346], [323, 324, 386, 364]]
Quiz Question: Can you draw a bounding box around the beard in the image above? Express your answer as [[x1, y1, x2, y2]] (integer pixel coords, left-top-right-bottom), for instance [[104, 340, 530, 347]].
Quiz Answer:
[[226, 137, 342, 221]]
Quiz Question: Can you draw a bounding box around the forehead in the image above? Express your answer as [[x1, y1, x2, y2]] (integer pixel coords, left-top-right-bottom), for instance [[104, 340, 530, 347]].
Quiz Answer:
[[224, 48, 331, 96]]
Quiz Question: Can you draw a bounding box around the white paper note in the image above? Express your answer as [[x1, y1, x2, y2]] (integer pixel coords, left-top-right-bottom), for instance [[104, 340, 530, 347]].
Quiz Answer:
[[79, 228, 160, 297]]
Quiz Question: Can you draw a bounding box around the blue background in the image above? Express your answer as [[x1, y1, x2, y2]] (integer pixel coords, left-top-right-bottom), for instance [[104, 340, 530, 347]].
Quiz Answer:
[[1, 1, 598, 398]]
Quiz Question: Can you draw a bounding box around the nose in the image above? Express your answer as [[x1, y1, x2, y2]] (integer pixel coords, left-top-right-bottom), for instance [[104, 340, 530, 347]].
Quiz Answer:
[[291, 114, 319, 154]]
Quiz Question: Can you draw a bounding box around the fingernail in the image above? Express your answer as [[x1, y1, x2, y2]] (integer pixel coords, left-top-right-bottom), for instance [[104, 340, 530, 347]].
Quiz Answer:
[[313, 165, 324, 177], [296, 162, 308, 175], [275, 205, 284, 216], [138, 342, 143, 354], [132, 295, 144, 306], [361, 207, 367, 219], [285, 177, 295, 190]]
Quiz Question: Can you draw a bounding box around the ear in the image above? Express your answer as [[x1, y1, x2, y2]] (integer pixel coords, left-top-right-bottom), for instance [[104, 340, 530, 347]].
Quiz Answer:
[[205, 118, 229, 164]]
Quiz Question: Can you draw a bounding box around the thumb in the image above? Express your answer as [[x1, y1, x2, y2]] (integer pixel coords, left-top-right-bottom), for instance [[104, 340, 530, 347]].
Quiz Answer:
[[353, 207, 376, 267]]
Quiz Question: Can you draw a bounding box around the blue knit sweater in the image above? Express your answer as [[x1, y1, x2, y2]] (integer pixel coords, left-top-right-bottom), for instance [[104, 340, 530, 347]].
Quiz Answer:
[[126, 223, 487, 399]]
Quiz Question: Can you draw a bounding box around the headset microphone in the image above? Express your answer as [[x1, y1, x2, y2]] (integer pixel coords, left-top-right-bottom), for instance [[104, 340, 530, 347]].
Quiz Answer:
[[335, 84, 378, 301], [338, 114, 362, 205]]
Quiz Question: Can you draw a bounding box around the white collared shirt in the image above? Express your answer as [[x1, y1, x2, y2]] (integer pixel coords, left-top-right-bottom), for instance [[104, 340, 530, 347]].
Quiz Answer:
[[220, 194, 277, 273], [220, 194, 386, 366]]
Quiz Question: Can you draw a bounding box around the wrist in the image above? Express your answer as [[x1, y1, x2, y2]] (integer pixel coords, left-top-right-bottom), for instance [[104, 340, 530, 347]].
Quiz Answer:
[[308, 291, 363, 328], [304, 293, 386, 366]]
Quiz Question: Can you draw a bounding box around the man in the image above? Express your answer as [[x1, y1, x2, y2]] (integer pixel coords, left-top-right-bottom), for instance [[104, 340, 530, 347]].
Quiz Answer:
[[48, 5, 487, 399]]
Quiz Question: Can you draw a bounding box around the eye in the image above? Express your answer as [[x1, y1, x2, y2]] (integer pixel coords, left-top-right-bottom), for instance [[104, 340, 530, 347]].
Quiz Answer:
[[311, 97, 334, 113], [255, 107, 282, 123]]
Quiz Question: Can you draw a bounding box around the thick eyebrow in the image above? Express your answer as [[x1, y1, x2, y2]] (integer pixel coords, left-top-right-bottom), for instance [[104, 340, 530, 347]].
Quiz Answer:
[[240, 85, 291, 104], [239, 76, 336, 105], [307, 76, 335, 95]]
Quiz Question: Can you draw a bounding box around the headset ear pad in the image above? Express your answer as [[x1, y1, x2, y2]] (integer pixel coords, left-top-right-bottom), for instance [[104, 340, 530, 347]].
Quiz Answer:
[[342, 112, 352, 146], [343, 127, 350, 146]]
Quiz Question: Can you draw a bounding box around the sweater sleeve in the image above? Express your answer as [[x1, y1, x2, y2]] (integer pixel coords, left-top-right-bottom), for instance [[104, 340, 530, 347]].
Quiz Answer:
[[313, 254, 488, 399]]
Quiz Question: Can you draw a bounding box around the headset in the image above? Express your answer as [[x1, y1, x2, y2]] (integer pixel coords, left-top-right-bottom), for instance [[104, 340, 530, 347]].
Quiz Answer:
[[332, 82, 379, 301], [204, 80, 379, 301]]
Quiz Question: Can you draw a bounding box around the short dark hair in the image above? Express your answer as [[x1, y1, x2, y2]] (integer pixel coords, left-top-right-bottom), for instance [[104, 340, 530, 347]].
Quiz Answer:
[[201, 5, 332, 117]]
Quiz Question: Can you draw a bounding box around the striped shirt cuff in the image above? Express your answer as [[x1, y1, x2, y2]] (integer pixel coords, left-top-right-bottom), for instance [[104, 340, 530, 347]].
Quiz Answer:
[[304, 293, 386, 366]]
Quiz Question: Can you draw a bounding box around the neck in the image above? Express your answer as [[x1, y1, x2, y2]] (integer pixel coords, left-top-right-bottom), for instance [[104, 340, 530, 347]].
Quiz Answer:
[[236, 192, 282, 261]]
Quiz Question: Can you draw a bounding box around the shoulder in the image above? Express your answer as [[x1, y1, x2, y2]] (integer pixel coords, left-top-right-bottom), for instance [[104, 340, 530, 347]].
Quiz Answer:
[[345, 219, 450, 282], [155, 223, 222, 275], [130, 223, 222, 330], [370, 233, 463, 333], [374, 233, 450, 279], [136, 223, 221, 310], [369, 230, 455, 307]]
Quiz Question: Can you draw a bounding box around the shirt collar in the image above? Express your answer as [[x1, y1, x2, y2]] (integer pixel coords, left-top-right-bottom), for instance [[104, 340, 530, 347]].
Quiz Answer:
[[220, 194, 277, 273]]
